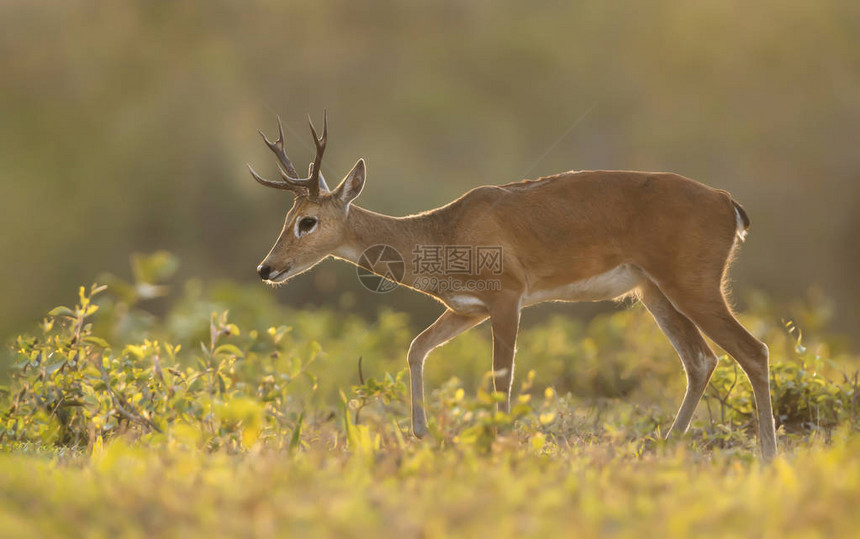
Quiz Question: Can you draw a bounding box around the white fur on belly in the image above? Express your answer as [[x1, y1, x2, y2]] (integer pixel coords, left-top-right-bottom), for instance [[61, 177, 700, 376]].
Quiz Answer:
[[445, 295, 487, 313], [522, 264, 642, 306]]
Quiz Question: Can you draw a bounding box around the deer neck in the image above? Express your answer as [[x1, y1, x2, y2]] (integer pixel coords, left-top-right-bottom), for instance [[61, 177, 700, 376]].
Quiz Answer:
[[333, 205, 443, 281]]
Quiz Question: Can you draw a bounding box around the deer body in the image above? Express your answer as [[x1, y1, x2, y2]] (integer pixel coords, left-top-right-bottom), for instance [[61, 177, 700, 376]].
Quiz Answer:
[[249, 115, 778, 460]]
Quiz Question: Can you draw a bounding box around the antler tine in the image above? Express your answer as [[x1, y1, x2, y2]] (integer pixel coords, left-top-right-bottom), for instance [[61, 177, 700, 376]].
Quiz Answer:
[[308, 109, 328, 151], [306, 110, 328, 198], [247, 164, 305, 192], [258, 116, 301, 179]]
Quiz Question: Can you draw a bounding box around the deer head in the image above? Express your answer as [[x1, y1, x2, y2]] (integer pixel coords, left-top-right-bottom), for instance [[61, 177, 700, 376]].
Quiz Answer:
[[249, 112, 365, 284]]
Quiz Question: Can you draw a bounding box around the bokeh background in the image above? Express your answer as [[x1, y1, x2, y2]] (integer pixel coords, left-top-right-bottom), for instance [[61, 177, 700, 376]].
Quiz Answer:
[[1, 0, 858, 348]]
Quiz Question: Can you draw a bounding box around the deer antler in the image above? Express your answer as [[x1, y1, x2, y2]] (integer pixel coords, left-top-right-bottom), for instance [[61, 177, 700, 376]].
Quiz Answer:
[[248, 111, 328, 199]]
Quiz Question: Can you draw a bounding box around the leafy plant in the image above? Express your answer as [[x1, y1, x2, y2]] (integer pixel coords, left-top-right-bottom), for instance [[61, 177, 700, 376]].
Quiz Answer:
[[2, 252, 858, 459]]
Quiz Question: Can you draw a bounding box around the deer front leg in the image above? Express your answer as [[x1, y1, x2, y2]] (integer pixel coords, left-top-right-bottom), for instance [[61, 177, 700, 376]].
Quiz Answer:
[[490, 295, 522, 413], [408, 310, 486, 438]]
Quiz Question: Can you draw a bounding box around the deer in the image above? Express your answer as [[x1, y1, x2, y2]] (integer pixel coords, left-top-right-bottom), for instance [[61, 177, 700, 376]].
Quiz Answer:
[[248, 112, 778, 461]]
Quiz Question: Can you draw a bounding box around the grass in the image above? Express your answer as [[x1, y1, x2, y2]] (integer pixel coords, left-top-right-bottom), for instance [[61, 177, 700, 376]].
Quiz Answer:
[[1, 253, 858, 538], [2, 431, 859, 538]]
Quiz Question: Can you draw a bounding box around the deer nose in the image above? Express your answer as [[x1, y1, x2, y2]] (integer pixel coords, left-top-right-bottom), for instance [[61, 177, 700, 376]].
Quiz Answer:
[[257, 264, 272, 280]]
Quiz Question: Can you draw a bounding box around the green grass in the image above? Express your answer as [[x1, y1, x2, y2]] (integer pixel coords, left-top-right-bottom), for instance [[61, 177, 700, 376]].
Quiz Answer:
[[1, 253, 858, 538], [2, 434, 859, 538]]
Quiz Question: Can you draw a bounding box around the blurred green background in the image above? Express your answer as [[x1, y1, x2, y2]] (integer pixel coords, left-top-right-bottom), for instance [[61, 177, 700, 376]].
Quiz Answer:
[[1, 0, 858, 346]]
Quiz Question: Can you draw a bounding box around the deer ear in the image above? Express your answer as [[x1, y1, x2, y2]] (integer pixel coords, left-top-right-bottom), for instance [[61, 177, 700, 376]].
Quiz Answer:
[[333, 159, 365, 206], [309, 163, 330, 192]]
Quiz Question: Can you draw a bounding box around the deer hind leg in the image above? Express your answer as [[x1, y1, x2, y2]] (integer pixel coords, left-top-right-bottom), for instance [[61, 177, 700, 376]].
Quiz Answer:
[[408, 310, 486, 438], [659, 282, 778, 461], [639, 280, 719, 437]]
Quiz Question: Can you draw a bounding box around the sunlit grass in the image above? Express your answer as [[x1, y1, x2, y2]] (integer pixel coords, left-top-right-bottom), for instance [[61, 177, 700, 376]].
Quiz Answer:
[[1, 253, 858, 537], [1, 431, 858, 538]]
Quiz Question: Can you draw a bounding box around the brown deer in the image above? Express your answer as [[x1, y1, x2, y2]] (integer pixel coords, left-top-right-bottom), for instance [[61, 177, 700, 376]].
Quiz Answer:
[[248, 113, 777, 460]]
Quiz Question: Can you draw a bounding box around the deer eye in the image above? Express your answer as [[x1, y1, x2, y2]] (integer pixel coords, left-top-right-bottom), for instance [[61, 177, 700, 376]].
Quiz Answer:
[[297, 216, 318, 235]]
